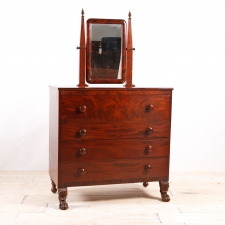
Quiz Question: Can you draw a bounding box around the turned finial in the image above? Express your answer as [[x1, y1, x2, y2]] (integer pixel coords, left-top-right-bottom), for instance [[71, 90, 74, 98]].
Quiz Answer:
[[128, 11, 132, 19], [77, 8, 88, 87]]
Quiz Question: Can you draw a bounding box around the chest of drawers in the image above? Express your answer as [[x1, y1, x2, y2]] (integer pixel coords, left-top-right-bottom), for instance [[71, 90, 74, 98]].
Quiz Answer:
[[49, 86, 173, 210]]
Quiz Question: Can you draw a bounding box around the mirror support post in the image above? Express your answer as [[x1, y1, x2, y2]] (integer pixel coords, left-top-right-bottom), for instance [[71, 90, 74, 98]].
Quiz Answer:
[[77, 9, 88, 88], [125, 11, 135, 88]]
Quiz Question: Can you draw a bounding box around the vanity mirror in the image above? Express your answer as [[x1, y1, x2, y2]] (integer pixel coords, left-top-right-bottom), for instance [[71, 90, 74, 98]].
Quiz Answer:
[[86, 19, 126, 84], [77, 9, 134, 87]]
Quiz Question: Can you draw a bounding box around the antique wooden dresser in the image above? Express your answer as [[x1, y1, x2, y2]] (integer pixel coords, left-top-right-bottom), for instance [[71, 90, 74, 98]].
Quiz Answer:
[[49, 10, 173, 210]]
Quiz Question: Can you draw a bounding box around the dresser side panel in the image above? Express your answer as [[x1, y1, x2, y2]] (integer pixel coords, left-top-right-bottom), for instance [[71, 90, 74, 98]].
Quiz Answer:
[[49, 87, 59, 186], [167, 90, 173, 180]]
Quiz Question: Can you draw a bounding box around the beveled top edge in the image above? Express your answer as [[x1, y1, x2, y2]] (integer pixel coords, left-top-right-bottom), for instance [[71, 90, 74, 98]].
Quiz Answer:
[[48, 85, 173, 91]]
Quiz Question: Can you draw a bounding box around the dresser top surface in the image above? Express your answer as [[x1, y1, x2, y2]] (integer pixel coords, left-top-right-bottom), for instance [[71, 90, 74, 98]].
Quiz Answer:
[[49, 85, 173, 91]]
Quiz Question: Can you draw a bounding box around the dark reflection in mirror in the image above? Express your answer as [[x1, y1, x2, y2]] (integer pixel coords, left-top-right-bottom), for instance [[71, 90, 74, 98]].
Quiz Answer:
[[90, 24, 122, 79]]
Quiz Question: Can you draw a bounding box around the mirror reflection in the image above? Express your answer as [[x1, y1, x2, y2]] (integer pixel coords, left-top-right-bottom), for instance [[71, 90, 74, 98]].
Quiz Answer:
[[90, 24, 122, 79]]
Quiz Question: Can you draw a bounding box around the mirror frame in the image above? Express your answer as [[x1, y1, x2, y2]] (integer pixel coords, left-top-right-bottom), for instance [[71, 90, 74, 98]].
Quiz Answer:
[[86, 19, 127, 84]]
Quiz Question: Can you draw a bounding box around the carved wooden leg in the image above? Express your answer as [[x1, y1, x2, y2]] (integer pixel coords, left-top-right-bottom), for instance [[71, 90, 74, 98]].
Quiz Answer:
[[50, 178, 57, 193], [143, 182, 149, 187], [159, 181, 170, 202], [58, 188, 68, 210]]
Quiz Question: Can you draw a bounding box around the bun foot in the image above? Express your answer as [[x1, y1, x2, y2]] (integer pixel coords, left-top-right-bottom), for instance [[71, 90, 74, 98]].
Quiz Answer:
[[143, 182, 149, 187], [59, 201, 68, 210], [161, 193, 170, 202], [50, 178, 57, 193], [51, 187, 57, 193], [58, 188, 68, 210], [159, 181, 170, 202]]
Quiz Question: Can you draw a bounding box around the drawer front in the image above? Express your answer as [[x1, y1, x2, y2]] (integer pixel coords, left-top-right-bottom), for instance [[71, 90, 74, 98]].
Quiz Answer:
[[60, 94, 171, 123], [60, 158, 169, 184], [60, 140, 170, 162], [60, 122, 170, 141]]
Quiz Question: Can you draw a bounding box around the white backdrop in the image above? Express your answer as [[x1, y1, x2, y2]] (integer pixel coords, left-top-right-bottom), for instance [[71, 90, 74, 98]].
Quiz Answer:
[[0, 0, 225, 171]]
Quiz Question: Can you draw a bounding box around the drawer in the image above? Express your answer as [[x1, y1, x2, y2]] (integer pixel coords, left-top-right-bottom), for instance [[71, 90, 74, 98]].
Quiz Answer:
[[59, 93, 171, 123], [60, 158, 169, 184], [60, 122, 170, 141], [60, 140, 170, 162]]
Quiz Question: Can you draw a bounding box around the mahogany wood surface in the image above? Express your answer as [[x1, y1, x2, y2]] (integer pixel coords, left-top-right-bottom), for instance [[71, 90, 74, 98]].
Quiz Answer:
[[59, 88, 173, 96], [49, 86, 172, 209], [59, 176, 169, 188], [59, 91, 171, 123], [60, 158, 169, 184], [50, 178, 57, 193], [77, 9, 88, 87], [59, 139, 170, 162], [159, 181, 170, 202], [60, 122, 170, 141], [143, 182, 149, 187], [58, 188, 68, 210], [125, 11, 135, 87]]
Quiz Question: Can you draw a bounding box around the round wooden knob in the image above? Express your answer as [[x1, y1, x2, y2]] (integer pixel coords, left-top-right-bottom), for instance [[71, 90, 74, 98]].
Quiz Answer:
[[79, 129, 86, 136], [79, 148, 86, 155], [78, 168, 85, 175], [146, 127, 153, 134], [79, 105, 86, 113], [146, 105, 153, 112], [145, 164, 151, 171], [145, 146, 153, 153]]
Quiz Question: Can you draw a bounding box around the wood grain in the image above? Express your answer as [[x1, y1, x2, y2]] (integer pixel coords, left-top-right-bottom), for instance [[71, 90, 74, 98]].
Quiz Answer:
[[60, 93, 171, 122], [60, 139, 170, 162], [60, 158, 169, 185], [60, 122, 170, 141], [49, 86, 173, 209]]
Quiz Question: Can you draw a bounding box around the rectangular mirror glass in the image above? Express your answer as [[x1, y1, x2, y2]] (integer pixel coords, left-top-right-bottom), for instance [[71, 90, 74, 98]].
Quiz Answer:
[[86, 19, 126, 84]]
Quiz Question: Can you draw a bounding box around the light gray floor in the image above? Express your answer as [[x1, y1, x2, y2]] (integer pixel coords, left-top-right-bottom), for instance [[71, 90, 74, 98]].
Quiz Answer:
[[0, 171, 225, 224]]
